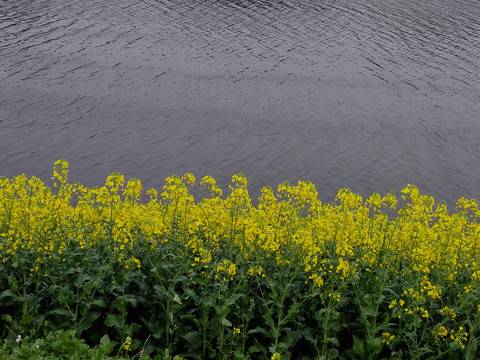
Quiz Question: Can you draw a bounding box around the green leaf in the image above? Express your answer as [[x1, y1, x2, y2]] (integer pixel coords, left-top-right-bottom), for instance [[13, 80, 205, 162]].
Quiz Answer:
[[128, 296, 138, 308], [203, 295, 216, 308], [173, 293, 182, 305], [173, 275, 188, 283], [105, 313, 122, 329], [0, 289, 18, 301], [140, 318, 164, 339], [221, 317, 232, 327], [59, 285, 74, 305], [366, 337, 382, 353], [284, 301, 301, 321], [263, 309, 276, 330], [100, 334, 110, 347], [92, 299, 107, 308], [153, 284, 167, 297], [277, 342, 288, 352], [246, 328, 260, 335], [99, 334, 111, 355], [465, 341, 478, 360], [352, 335, 364, 356], [279, 331, 295, 349], [226, 293, 244, 307], [20, 314, 34, 326], [328, 337, 340, 347], [184, 288, 197, 300], [1, 314, 13, 324], [78, 273, 92, 285], [303, 327, 315, 343], [80, 311, 101, 329], [50, 308, 72, 317], [183, 331, 202, 349], [248, 343, 263, 354], [360, 309, 375, 319], [82, 277, 102, 292], [328, 348, 340, 359]]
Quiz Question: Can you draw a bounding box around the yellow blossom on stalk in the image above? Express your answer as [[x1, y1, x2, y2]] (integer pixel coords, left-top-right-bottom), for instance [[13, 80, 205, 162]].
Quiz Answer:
[[450, 327, 468, 348], [336, 188, 363, 211], [199, 247, 212, 264], [271, 352, 281, 360], [420, 276, 442, 299], [336, 257, 352, 279], [403, 308, 413, 315], [433, 325, 448, 341], [366, 192, 383, 212], [328, 292, 341, 303], [123, 336, 132, 351], [457, 197, 479, 217], [308, 272, 324, 287], [472, 270, 480, 281], [182, 173, 196, 187], [29, 266, 39, 275], [248, 265, 265, 277], [125, 257, 142, 270], [416, 307, 429, 318], [382, 332, 395, 345], [200, 176, 223, 197], [404, 288, 425, 302], [123, 178, 143, 202], [231, 173, 248, 188], [52, 159, 69, 187], [216, 259, 236, 281], [401, 184, 420, 204], [383, 191, 397, 209], [388, 300, 397, 309], [440, 306, 457, 320]]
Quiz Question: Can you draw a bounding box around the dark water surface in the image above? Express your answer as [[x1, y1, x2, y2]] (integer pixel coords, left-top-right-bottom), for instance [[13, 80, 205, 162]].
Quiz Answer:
[[1, 0, 480, 207]]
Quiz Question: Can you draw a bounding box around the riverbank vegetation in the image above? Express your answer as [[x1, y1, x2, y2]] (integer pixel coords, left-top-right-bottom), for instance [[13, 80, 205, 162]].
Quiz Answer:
[[1, 160, 479, 359]]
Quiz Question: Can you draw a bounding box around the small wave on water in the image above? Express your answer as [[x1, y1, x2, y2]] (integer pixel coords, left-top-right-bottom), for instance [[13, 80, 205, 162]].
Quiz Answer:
[[1, 0, 480, 207]]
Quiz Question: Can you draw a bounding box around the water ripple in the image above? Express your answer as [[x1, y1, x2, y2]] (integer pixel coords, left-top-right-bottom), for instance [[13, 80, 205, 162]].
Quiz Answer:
[[1, 0, 480, 207]]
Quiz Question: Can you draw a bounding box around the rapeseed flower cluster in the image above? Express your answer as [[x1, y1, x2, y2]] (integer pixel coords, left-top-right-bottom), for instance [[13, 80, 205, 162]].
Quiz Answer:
[[1, 161, 480, 359]]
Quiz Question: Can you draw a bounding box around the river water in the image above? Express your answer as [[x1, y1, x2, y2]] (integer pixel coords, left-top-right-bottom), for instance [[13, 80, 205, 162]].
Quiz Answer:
[[1, 0, 480, 207]]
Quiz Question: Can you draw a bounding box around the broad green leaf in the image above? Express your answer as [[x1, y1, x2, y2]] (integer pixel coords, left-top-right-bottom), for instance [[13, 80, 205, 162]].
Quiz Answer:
[[128, 296, 138, 307], [221, 317, 232, 327], [92, 299, 107, 308], [352, 335, 364, 356], [0, 289, 17, 301], [226, 293, 244, 307], [329, 348, 340, 359], [367, 337, 382, 352], [105, 313, 122, 328], [465, 341, 478, 360], [183, 331, 202, 349], [173, 293, 182, 304], [50, 308, 72, 317]]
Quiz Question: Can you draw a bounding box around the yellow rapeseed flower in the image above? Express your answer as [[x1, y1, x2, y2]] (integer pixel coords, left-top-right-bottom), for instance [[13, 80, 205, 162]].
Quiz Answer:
[[381, 332, 395, 345], [271, 353, 281, 360]]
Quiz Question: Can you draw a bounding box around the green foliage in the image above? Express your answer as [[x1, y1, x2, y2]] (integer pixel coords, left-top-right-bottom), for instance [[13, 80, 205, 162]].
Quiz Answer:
[[0, 330, 113, 360]]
